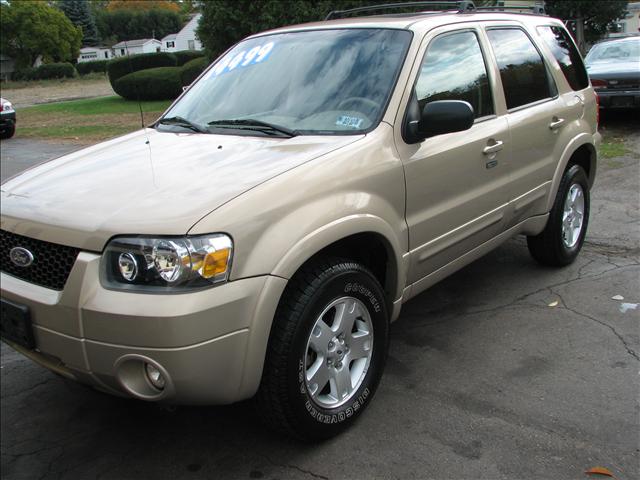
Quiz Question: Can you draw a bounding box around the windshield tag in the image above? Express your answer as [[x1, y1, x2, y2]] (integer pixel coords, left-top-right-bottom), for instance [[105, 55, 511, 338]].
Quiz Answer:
[[207, 42, 275, 79], [336, 115, 364, 129]]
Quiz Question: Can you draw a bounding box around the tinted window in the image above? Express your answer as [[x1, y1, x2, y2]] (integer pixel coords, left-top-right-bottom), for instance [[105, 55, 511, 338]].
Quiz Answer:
[[487, 28, 554, 109], [537, 26, 589, 91], [416, 31, 494, 118]]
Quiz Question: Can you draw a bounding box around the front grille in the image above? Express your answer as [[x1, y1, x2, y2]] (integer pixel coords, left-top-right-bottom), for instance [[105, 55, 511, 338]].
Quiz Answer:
[[0, 230, 80, 291]]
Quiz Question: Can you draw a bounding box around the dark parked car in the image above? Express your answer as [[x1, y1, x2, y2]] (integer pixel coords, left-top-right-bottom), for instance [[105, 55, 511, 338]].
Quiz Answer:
[[585, 36, 640, 109], [0, 97, 16, 139]]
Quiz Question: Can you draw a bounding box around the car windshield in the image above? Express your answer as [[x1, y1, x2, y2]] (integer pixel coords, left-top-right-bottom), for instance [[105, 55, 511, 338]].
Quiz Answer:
[[585, 39, 640, 64], [159, 28, 412, 136]]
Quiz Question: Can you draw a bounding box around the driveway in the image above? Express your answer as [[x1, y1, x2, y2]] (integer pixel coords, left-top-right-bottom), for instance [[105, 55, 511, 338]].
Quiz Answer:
[[1, 114, 638, 480]]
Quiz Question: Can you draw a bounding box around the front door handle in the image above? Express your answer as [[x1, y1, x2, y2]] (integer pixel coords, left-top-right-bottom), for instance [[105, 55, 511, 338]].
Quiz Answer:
[[549, 117, 565, 130], [483, 140, 504, 155]]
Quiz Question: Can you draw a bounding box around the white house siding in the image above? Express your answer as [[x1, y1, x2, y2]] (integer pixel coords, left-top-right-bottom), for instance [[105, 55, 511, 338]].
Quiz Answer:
[[174, 14, 204, 51], [78, 47, 113, 63], [112, 40, 162, 57]]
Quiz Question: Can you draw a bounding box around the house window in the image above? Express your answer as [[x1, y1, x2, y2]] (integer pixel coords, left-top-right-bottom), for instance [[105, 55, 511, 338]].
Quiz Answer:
[[167, 41, 175, 48], [121, 48, 125, 55], [104, 51, 109, 59], [188, 40, 195, 50], [156, 47, 161, 52]]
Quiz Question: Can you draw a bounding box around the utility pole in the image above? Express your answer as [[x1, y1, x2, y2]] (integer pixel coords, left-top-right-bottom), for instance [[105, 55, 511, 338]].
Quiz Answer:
[[575, 13, 586, 55]]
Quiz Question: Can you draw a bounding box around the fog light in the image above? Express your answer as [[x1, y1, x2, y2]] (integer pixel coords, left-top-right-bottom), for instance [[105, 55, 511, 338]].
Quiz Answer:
[[145, 363, 165, 390]]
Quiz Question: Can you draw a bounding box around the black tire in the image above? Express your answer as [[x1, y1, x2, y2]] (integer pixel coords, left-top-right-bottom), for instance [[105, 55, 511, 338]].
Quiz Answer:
[[527, 164, 590, 266], [255, 257, 389, 441], [0, 125, 15, 139]]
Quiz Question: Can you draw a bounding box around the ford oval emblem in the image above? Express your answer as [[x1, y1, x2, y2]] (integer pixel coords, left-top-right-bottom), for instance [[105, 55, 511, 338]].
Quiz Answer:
[[9, 247, 34, 268]]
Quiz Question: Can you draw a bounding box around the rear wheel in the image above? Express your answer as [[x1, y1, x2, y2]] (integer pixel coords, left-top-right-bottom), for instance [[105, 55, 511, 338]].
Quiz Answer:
[[527, 164, 590, 266], [255, 257, 389, 441]]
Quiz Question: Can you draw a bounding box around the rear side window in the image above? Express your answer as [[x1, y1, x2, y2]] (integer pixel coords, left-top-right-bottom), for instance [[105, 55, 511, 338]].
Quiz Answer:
[[537, 26, 589, 91], [416, 30, 494, 118], [486, 28, 555, 109]]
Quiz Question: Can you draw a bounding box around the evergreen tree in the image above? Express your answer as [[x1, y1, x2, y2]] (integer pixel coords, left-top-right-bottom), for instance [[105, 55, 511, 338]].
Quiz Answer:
[[58, 0, 100, 47]]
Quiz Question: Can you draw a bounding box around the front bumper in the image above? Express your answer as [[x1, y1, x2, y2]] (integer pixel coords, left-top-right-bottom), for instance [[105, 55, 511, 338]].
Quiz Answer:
[[0, 111, 16, 130], [1, 251, 287, 405], [594, 89, 640, 108]]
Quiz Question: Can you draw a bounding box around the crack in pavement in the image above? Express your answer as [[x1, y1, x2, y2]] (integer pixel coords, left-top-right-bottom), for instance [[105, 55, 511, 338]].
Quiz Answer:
[[551, 289, 640, 362], [262, 455, 330, 480]]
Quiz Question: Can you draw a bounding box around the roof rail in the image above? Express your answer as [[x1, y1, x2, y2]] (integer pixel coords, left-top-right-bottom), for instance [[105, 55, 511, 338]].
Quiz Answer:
[[324, 1, 547, 21], [324, 1, 476, 21], [474, 5, 546, 15]]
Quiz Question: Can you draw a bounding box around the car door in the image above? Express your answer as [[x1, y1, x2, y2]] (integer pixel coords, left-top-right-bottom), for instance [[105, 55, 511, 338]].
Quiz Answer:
[[483, 24, 581, 225], [395, 26, 512, 285]]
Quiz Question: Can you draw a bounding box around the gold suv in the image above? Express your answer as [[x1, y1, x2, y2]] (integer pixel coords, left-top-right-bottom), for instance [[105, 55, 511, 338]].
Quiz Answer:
[[1, 2, 600, 440]]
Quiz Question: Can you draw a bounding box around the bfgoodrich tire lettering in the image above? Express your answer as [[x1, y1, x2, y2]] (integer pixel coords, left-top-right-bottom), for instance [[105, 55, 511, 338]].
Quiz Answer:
[[255, 257, 389, 441], [527, 164, 590, 266]]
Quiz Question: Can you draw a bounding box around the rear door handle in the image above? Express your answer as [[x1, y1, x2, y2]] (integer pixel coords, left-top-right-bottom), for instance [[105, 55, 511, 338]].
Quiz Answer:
[[549, 117, 565, 130], [483, 141, 504, 155]]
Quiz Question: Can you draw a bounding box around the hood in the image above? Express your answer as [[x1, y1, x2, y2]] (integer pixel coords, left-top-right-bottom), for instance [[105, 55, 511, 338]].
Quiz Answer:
[[1, 129, 363, 251]]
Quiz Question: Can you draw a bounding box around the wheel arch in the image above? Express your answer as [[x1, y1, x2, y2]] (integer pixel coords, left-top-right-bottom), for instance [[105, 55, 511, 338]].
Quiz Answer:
[[545, 134, 598, 212]]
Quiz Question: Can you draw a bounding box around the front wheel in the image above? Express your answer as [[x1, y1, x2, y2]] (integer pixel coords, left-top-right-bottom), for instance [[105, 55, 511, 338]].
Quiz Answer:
[[527, 164, 590, 266], [255, 257, 389, 440]]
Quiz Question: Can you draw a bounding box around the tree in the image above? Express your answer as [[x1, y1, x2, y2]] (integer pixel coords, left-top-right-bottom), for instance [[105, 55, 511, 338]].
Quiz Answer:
[[58, 0, 101, 46], [0, 1, 82, 69], [106, 0, 180, 12], [545, 1, 628, 53], [197, 0, 416, 59], [95, 8, 182, 43]]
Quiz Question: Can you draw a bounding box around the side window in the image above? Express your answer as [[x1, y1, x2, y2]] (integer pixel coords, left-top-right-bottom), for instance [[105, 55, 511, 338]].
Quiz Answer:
[[537, 25, 589, 91], [486, 28, 555, 109], [416, 31, 494, 119]]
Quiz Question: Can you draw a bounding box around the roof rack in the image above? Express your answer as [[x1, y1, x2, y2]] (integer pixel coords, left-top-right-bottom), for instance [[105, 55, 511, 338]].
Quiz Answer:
[[324, 1, 546, 21], [325, 1, 475, 21]]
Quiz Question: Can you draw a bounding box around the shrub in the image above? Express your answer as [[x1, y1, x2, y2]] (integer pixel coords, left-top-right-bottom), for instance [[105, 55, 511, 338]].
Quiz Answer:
[[114, 66, 183, 100], [174, 50, 206, 66], [33, 62, 77, 79], [107, 52, 177, 87], [180, 57, 209, 86], [11, 68, 36, 81], [76, 60, 109, 76]]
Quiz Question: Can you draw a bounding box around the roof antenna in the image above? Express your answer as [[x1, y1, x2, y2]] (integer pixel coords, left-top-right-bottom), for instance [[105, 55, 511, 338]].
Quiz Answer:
[[123, 40, 146, 130]]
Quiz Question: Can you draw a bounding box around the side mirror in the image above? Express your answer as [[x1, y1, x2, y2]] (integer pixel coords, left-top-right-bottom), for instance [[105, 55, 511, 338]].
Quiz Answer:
[[412, 100, 475, 140]]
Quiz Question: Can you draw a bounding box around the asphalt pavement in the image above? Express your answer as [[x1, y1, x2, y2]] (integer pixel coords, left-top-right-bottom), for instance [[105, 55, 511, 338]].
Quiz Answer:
[[1, 113, 639, 480]]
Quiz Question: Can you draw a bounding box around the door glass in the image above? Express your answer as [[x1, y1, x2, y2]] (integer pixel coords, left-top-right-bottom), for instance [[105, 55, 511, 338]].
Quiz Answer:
[[416, 31, 494, 118], [537, 26, 589, 91], [487, 28, 555, 109]]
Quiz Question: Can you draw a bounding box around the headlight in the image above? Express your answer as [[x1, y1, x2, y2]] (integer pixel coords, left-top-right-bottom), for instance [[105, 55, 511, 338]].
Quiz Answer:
[[101, 234, 233, 292], [2, 101, 13, 111]]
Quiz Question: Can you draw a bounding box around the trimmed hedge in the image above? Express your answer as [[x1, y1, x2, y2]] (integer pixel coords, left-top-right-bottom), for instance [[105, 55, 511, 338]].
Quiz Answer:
[[114, 66, 183, 101], [174, 50, 206, 66], [107, 52, 177, 87], [76, 60, 109, 76], [180, 57, 209, 87], [13, 63, 77, 80]]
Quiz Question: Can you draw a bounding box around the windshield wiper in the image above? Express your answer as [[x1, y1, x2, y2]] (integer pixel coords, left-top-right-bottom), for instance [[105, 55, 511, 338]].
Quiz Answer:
[[157, 116, 208, 133], [207, 119, 298, 137]]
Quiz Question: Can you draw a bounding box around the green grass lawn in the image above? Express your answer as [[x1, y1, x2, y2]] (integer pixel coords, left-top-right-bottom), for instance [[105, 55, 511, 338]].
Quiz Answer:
[[16, 96, 173, 143]]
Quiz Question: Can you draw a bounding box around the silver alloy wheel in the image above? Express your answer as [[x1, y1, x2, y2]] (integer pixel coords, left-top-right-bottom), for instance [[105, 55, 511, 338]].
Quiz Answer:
[[562, 183, 585, 248], [304, 296, 374, 409]]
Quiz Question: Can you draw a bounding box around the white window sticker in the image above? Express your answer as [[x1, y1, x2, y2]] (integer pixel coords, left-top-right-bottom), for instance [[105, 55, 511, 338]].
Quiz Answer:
[[207, 42, 275, 79], [336, 115, 364, 129]]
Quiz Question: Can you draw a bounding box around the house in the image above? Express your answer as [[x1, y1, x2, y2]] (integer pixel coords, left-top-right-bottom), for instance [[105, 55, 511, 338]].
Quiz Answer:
[[161, 13, 203, 52], [112, 39, 162, 57], [77, 46, 113, 63], [0, 54, 15, 81], [609, 1, 640, 37]]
